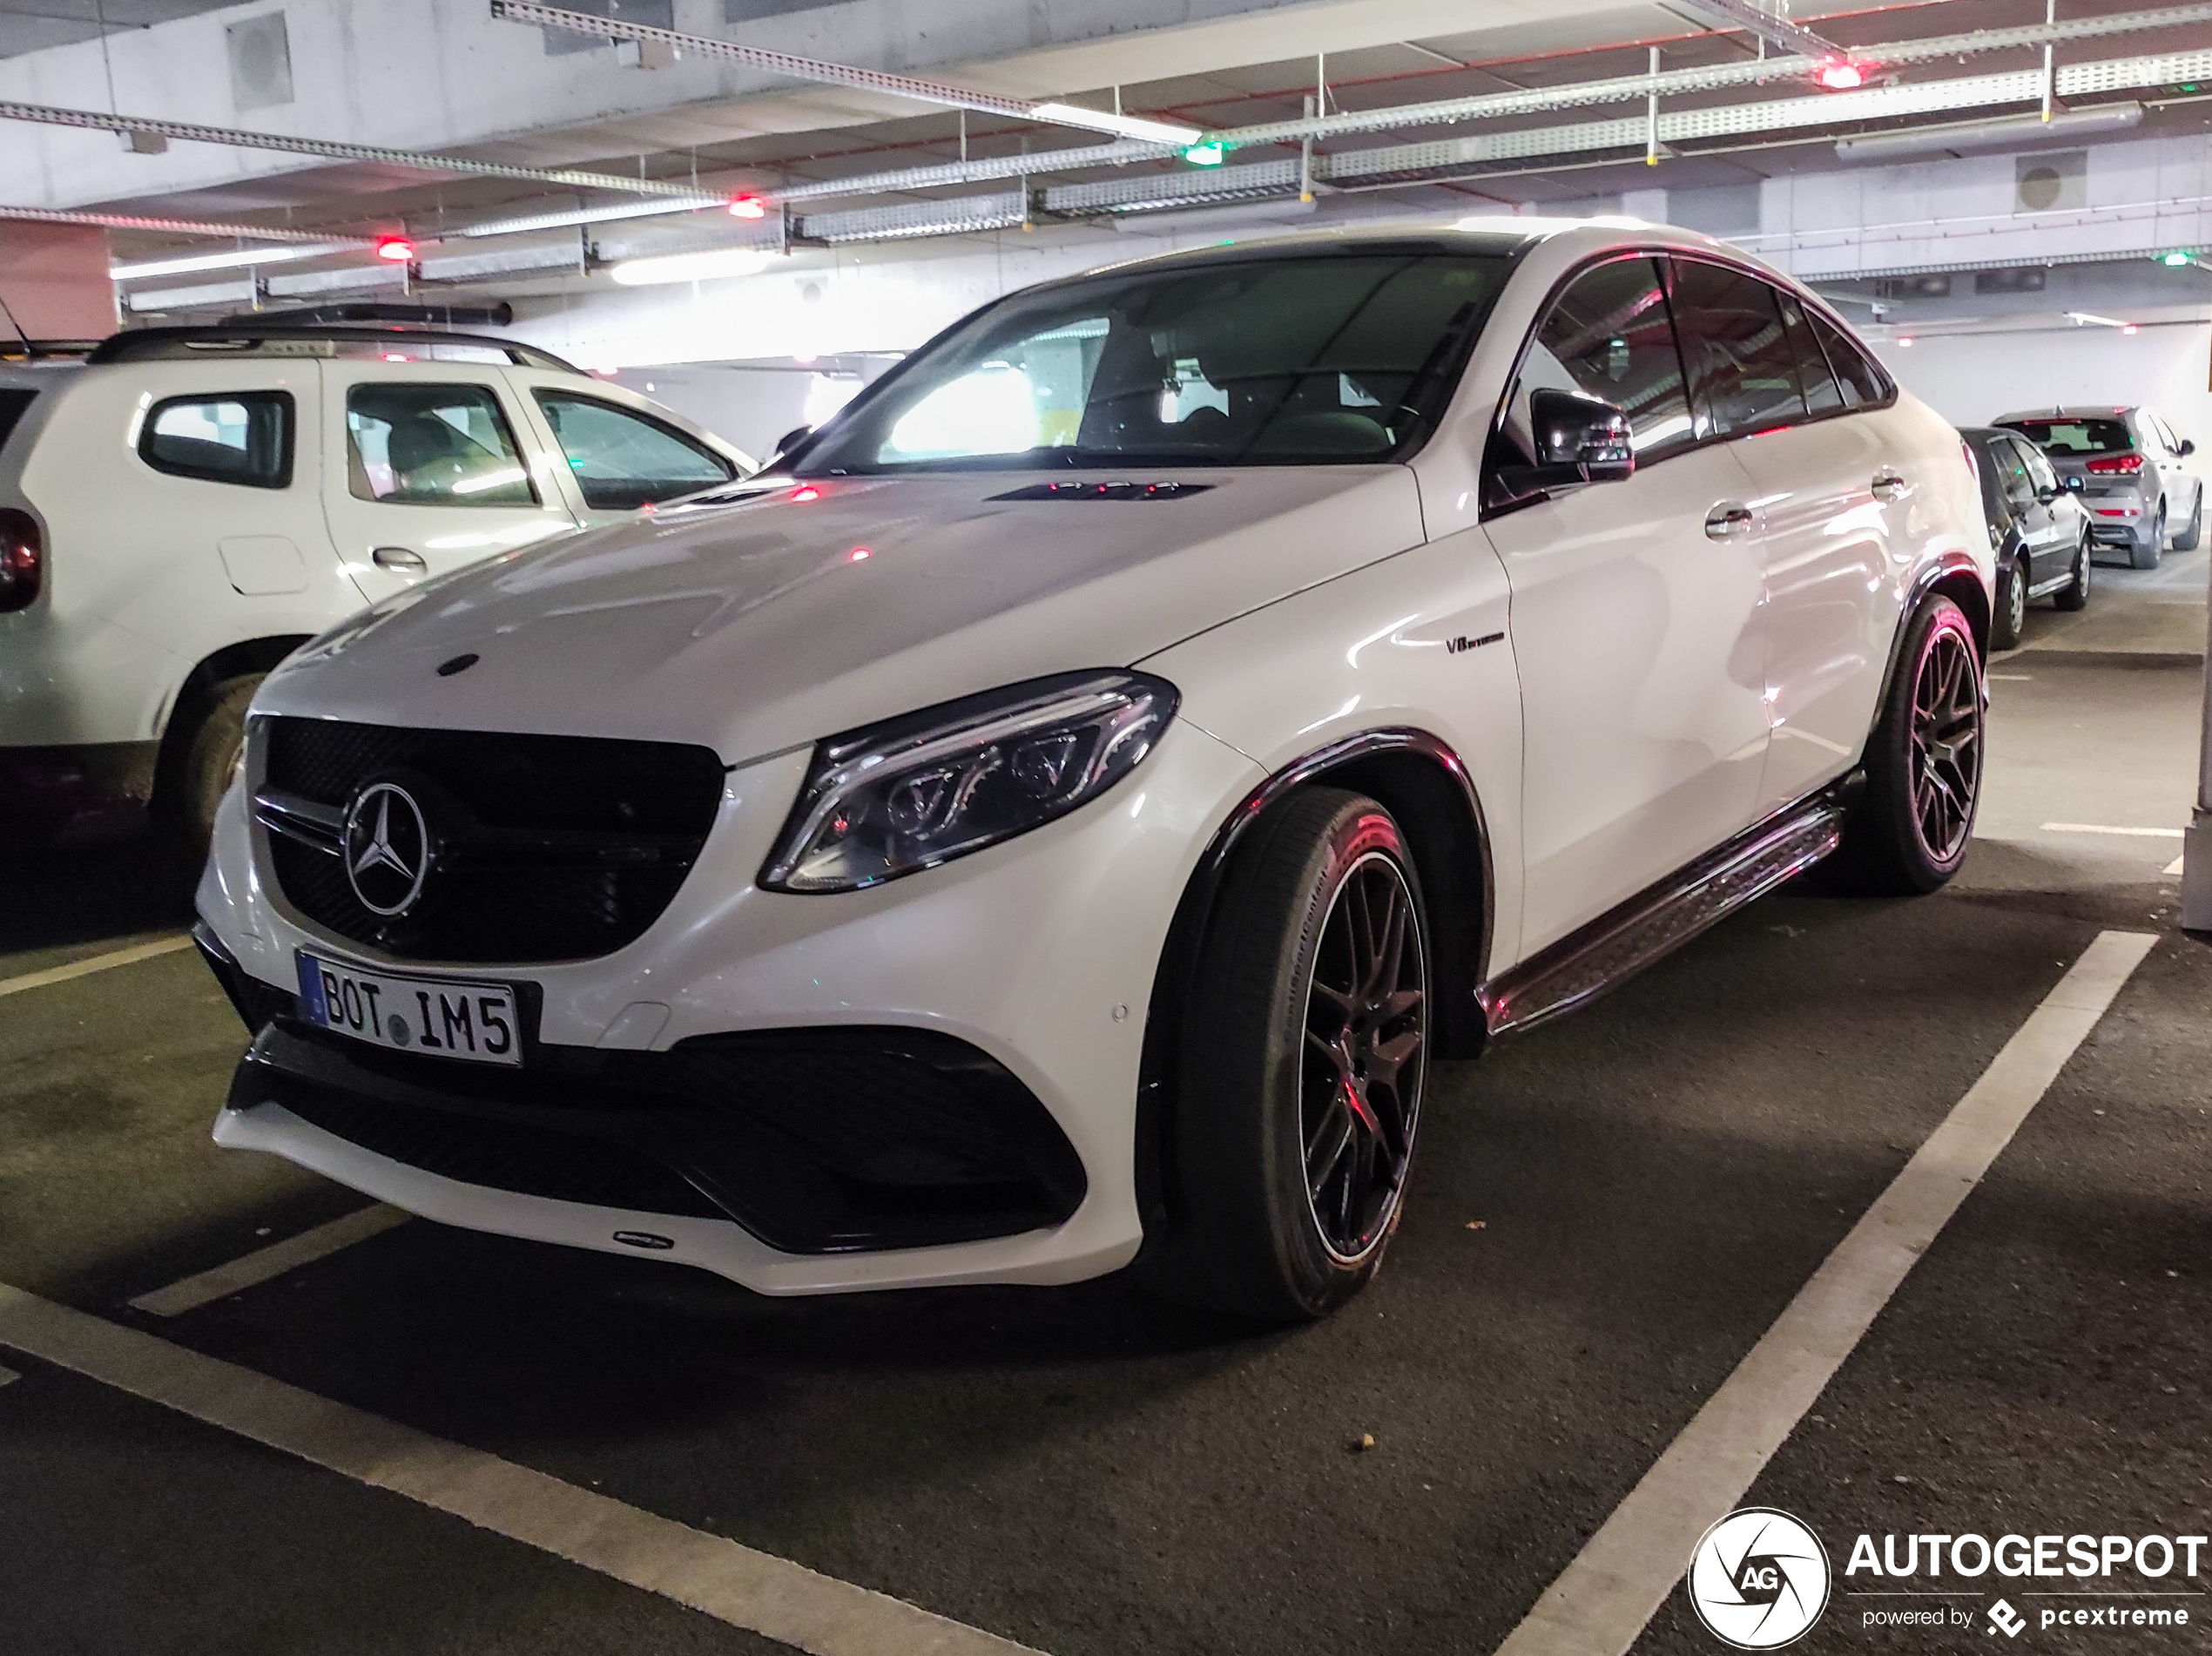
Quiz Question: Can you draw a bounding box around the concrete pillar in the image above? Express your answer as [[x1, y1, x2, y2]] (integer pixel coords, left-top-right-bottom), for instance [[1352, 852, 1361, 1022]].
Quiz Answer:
[[0, 220, 114, 342], [2182, 558, 2212, 931]]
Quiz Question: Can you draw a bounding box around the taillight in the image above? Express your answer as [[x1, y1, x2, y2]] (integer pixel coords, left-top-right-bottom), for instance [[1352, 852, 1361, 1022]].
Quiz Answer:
[[1960, 439, 1979, 485], [2084, 453, 2143, 475], [0, 508, 40, 613]]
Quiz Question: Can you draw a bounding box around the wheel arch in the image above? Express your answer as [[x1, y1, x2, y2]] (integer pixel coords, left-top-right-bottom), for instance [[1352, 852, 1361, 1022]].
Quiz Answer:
[[152, 634, 312, 805], [1132, 729, 1493, 1247]]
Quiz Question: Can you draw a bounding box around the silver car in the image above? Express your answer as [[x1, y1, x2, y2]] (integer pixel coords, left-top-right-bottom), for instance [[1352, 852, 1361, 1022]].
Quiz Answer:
[[1995, 405, 2204, 569]]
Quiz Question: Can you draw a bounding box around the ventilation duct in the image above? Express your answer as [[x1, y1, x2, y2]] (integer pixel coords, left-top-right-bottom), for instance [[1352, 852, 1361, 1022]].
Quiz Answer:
[[1835, 102, 2145, 163]]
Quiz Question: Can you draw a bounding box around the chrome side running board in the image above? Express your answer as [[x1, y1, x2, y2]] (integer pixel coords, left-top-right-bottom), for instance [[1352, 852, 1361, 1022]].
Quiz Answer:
[[1479, 797, 1845, 1040]]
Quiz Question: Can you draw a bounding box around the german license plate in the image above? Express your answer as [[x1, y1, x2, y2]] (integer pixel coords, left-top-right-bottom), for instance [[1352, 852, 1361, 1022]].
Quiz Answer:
[[295, 952, 522, 1066]]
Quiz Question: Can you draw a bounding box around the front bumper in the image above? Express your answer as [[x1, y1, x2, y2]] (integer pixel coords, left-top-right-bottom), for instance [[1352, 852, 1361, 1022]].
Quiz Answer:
[[195, 718, 1264, 1294]]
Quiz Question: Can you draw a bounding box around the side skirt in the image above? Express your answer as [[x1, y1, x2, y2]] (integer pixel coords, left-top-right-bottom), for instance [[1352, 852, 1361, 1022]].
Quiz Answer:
[[1478, 794, 1845, 1040]]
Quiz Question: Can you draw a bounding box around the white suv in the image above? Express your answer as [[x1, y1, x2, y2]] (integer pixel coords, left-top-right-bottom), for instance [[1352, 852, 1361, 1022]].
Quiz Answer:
[[195, 222, 1989, 1321], [0, 325, 752, 852]]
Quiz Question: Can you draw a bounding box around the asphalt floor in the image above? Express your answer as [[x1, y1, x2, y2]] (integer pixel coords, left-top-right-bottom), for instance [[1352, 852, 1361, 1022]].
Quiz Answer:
[[1, 547, 2206, 1656]]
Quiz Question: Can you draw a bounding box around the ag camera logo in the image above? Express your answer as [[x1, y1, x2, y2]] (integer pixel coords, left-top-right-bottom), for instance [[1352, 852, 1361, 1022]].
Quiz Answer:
[[1688, 1508, 1831, 1649]]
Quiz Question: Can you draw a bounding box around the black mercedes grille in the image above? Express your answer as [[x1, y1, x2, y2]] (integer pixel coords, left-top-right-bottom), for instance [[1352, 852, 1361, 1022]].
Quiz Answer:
[[257, 716, 725, 963]]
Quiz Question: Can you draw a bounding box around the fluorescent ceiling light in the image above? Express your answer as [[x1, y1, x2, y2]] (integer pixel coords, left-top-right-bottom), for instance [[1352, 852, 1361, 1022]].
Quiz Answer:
[[1834, 102, 2143, 163], [109, 241, 363, 280], [459, 196, 725, 239], [610, 247, 775, 286], [1029, 102, 1202, 146]]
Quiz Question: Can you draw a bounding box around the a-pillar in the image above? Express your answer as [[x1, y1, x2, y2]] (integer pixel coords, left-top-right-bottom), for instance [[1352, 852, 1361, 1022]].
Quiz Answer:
[[0, 220, 114, 343]]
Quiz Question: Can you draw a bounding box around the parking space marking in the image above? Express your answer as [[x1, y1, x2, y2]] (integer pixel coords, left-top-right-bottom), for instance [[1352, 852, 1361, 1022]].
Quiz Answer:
[[0, 935, 192, 999], [0, 1364, 17, 1386], [128, 1205, 412, 1317], [2167, 855, 2186, 876], [2040, 823, 2184, 837], [1490, 929, 2157, 1656], [0, 1282, 1042, 1656]]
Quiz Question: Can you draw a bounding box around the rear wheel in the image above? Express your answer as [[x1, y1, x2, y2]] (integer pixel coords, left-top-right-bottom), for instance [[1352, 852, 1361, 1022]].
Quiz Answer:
[[1823, 596, 1983, 896], [2054, 534, 2092, 612], [1150, 787, 1429, 1321], [2175, 490, 2203, 553], [1990, 552, 2028, 650], [160, 673, 259, 864], [2132, 506, 2164, 570]]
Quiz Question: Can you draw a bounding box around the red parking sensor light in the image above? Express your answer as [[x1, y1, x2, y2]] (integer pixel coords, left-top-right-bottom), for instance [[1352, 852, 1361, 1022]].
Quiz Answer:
[[1816, 59, 1865, 90], [728, 195, 769, 220], [374, 236, 415, 262]]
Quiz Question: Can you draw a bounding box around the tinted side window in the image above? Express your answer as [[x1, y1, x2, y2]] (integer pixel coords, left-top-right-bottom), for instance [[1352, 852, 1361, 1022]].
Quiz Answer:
[[1669, 260, 1805, 438], [1993, 439, 2036, 512], [1493, 256, 1692, 497], [346, 383, 537, 507], [2146, 413, 2179, 455], [1808, 311, 1887, 408], [534, 392, 734, 510], [2016, 439, 2060, 495], [1778, 294, 1843, 416], [0, 389, 37, 456], [139, 391, 293, 489]]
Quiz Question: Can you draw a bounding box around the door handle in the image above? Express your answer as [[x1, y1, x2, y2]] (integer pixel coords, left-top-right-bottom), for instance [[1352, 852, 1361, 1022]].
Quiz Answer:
[[1871, 468, 1909, 501], [372, 545, 428, 575], [1705, 501, 1755, 539]]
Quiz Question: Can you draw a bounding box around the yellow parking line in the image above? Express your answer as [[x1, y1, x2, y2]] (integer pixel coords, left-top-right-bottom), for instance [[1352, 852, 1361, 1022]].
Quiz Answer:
[[0, 936, 193, 999]]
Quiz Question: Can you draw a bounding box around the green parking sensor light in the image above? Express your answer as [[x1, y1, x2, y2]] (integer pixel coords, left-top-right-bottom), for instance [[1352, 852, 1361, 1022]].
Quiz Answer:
[[2161, 251, 2193, 267], [1184, 140, 1226, 166]]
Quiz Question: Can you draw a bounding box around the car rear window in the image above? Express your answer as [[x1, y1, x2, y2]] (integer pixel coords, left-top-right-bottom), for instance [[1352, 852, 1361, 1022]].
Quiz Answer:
[[2005, 417, 2132, 455], [0, 388, 37, 455]]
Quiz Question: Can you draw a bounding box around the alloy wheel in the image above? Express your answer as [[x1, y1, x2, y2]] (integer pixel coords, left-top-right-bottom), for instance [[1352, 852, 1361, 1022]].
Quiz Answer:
[[1909, 625, 1982, 862], [1299, 850, 1426, 1263], [2006, 558, 2027, 639]]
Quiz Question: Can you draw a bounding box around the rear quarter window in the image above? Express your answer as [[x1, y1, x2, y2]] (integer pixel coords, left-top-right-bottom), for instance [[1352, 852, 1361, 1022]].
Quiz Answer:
[[139, 391, 294, 488], [0, 388, 36, 455]]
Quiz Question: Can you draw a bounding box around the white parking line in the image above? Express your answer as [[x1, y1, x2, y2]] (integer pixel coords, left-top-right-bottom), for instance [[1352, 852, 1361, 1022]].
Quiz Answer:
[[2040, 823, 2184, 837], [0, 1283, 1042, 1656], [2166, 855, 2186, 876], [0, 935, 192, 999], [1490, 929, 2156, 1656], [0, 1364, 17, 1386], [128, 1206, 412, 1317]]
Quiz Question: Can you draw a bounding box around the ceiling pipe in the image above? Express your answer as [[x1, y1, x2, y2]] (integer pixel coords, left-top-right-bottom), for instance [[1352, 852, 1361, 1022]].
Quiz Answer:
[[491, 1, 1201, 145], [0, 98, 714, 198], [1835, 102, 2147, 162], [0, 204, 367, 243]]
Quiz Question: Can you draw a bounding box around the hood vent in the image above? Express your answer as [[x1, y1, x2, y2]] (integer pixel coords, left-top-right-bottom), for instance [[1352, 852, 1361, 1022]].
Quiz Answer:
[[989, 481, 1213, 503]]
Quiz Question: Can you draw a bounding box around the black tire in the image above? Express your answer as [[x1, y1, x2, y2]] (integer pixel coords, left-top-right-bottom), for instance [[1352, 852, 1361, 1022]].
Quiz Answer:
[[1147, 787, 1430, 1321], [2175, 491, 2203, 553], [161, 673, 260, 863], [2131, 506, 2163, 570], [2054, 534, 2091, 612], [1990, 552, 2027, 650], [1823, 596, 1983, 896]]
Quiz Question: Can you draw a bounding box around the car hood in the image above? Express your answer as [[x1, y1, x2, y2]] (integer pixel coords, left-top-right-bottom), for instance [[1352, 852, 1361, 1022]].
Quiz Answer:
[[260, 468, 1426, 762]]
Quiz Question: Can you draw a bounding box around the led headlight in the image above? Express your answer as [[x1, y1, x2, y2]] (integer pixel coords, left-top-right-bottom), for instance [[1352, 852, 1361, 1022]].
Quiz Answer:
[[760, 671, 1177, 893]]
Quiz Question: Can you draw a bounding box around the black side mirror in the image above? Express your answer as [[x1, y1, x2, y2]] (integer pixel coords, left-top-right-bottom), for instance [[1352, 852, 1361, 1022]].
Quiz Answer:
[[772, 424, 813, 462], [2036, 483, 2060, 504], [2179, 438, 2196, 457], [1497, 389, 1635, 496]]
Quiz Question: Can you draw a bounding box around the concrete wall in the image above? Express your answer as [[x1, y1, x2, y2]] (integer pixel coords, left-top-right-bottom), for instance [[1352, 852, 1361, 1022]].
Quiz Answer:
[[1867, 318, 2212, 451]]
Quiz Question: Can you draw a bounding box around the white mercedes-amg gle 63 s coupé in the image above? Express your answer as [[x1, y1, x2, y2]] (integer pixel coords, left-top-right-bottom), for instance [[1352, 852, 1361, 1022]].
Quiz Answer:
[[195, 219, 1990, 1321]]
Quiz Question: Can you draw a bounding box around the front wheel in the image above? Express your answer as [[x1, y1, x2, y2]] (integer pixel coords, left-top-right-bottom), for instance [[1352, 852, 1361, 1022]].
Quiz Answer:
[[1990, 552, 2028, 650], [1824, 596, 1984, 896], [1150, 787, 1429, 1321], [2175, 491, 2203, 553], [161, 673, 260, 864], [2054, 535, 2092, 612]]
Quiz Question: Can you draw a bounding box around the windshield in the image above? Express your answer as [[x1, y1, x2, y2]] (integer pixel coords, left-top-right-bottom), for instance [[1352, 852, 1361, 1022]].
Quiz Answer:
[[792, 247, 1513, 475], [2004, 417, 2133, 455]]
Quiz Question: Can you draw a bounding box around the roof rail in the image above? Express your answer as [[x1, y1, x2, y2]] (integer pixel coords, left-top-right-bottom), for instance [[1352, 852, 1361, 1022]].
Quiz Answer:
[[85, 323, 581, 373], [0, 338, 102, 362]]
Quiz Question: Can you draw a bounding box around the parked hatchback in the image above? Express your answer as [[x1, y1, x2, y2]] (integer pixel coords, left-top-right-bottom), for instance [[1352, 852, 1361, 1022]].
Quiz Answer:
[[196, 221, 1989, 1321], [1994, 405, 2202, 568], [0, 324, 752, 851], [1959, 425, 2091, 649]]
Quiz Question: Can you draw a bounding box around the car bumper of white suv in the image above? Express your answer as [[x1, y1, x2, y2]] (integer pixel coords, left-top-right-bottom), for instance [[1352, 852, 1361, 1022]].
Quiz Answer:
[[194, 715, 1264, 1296]]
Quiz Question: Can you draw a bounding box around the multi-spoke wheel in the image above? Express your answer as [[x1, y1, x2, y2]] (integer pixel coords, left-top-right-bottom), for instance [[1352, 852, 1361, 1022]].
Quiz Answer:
[[1822, 594, 1984, 896], [1150, 787, 1431, 1320], [1300, 851, 1426, 1263], [2054, 535, 2091, 612], [1990, 551, 2027, 651], [1908, 619, 1981, 865]]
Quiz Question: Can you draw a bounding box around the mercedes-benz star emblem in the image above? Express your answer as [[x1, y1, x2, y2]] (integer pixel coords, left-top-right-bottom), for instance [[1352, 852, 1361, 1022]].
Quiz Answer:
[[343, 781, 432, 918]]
